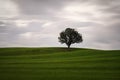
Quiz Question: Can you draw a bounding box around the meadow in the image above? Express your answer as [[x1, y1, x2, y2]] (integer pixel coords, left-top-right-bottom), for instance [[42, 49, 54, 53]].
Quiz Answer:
[[0, 48, 120, 80]]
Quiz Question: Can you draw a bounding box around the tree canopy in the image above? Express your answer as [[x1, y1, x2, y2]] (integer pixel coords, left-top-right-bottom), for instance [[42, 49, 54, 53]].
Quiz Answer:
[[58, 28, 83, 48]]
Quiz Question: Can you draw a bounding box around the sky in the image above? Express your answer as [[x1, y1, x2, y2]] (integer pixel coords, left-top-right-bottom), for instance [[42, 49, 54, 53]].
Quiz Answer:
[[0, 0, 120, 50]]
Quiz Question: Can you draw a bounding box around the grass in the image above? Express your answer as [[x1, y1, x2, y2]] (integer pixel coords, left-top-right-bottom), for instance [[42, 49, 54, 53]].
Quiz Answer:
[[0, 47, 120, 80]]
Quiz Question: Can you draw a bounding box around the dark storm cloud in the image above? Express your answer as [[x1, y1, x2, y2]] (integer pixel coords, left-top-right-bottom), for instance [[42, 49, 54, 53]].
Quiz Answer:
[[13, 0, 70, 15], [0, 21, 5, 25]]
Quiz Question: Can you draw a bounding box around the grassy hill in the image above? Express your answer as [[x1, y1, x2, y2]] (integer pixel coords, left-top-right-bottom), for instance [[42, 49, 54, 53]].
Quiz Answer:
[[0, 47, 120, 80]]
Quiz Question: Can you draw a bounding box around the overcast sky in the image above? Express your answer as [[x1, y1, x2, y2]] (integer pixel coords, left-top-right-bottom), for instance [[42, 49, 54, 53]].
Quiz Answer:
[[0, 0, 120, 50]]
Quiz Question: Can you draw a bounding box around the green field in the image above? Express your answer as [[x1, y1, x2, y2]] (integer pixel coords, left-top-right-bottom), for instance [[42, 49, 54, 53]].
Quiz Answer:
[[0, 47, 120, 80]]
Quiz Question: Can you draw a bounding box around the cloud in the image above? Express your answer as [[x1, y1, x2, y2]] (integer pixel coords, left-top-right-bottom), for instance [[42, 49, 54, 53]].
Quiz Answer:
[[13, 0, 70, 15], [0, 0, 19, 18], [0, 0, 120, 50]]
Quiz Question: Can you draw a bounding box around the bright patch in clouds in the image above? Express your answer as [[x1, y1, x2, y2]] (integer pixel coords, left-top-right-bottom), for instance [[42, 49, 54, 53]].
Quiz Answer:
[[60, 3, 100, 21], [20, 32, 32, 38], [0, 0, 19, 18], [15, 20, 29, 27]]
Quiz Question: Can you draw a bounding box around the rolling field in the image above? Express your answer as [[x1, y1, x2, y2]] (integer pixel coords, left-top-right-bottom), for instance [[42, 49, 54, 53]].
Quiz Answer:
[[0, 47, 120, 80]]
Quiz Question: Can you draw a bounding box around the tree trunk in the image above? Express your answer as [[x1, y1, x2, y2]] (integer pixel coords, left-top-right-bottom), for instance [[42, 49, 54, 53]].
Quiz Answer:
[[67, 44, 71, 49]]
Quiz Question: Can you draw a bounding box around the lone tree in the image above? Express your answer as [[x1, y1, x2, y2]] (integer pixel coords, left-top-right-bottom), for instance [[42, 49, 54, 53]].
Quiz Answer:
[[58, 28, 83, 48]]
